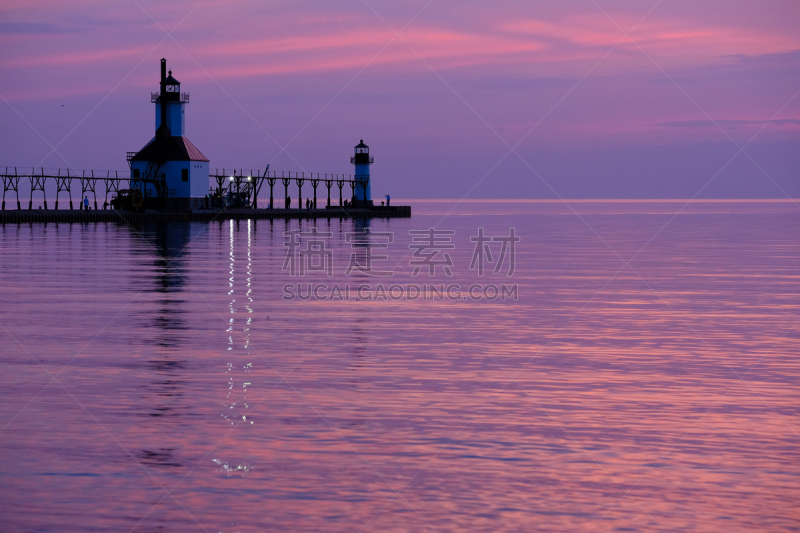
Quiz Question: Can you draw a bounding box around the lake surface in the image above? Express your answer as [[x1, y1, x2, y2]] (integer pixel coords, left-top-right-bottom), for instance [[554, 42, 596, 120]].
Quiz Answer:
[[1, 200, 798, 532]]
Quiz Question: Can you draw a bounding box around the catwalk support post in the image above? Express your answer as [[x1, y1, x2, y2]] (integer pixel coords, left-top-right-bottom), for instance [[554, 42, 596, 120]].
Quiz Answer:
[[325, 175, 332, 208], [296, 172, 305, 209], [310, 174, 320, 209]]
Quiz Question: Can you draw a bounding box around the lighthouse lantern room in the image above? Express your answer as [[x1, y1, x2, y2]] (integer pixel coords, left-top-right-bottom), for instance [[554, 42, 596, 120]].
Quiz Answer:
[[128, 58, 209, 209]]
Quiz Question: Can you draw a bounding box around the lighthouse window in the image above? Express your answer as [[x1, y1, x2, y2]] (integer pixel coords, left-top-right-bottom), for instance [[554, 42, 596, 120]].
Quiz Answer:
[[182, 168, 189, 182]]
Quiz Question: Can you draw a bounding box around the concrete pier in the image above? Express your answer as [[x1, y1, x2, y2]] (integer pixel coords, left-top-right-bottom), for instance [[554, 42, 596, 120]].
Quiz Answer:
[[0, 206, 410, 224]]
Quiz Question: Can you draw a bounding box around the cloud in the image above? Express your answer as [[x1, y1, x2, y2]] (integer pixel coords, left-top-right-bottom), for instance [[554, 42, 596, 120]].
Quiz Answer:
[[0, 45, 153, 68], [502, 15, 800, 58], [0, 22, 83, 34], [164, 25, 553, 82], [198, 26, 546, 72], [658, 119, 800, 128]]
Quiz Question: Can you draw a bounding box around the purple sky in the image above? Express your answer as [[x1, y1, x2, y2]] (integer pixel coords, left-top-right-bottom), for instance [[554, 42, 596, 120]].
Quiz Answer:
[[0, 0, 798, 198]]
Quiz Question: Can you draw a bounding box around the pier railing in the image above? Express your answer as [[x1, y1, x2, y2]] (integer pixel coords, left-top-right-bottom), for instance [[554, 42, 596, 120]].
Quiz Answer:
[[151, 92, 189, 103], [1, 167, 372, 211], [0, 167, 128, 210], [210, 169, 370, 210]]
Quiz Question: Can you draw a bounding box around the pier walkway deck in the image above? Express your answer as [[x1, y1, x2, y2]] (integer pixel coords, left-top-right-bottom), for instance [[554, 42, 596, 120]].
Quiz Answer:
[[0, 206, 410, 224]]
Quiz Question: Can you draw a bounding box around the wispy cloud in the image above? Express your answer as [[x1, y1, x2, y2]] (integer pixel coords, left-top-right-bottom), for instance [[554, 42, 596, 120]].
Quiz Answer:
[[195, 26, 546, 78], [0, 22, 83, 34], [659, 119, 800, 128], [502, 15, 800, 58], [0, 46, 153, 68]]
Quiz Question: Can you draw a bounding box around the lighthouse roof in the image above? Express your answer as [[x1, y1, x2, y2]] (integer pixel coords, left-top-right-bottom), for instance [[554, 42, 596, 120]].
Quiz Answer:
[[355, 139, 368, 149], [165, 72, 180, 85], [130, 135, 209, 162]]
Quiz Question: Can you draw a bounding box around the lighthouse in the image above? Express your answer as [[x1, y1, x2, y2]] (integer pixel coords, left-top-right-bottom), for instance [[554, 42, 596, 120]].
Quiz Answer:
[[350, 139, 373, 207], [128, 58, 209, 209]]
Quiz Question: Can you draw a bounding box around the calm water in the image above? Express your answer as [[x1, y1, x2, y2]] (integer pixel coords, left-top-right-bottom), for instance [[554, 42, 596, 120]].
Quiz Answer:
[[1, 200, 798, 532]]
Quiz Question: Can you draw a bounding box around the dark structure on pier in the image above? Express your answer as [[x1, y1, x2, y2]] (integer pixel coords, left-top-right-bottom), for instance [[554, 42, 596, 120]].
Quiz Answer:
[[127, 59, 210, 209], [351, 139, 373, 207], [0, 167, 405, 218], [1, 58, 409, 221]]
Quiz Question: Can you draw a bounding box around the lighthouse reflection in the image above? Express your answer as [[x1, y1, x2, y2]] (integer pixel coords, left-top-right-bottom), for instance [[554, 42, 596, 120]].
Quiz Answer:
[[344, 222, 393, 279], [131, 221, 195, 468], [136, 222, 193, 347]]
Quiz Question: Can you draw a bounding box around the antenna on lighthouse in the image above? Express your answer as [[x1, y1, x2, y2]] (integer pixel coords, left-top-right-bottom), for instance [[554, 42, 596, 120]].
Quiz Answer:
[[158, 58, 168, 140]]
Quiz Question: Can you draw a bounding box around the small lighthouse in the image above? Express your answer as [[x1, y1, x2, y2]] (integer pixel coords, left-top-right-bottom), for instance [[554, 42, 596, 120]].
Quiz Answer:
[[350, 139, 373, 207], [128, 58, 209, 209]]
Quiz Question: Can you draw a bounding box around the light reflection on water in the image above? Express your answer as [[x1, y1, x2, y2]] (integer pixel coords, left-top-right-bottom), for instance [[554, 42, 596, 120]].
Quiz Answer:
[[0, 200, 798, 532]]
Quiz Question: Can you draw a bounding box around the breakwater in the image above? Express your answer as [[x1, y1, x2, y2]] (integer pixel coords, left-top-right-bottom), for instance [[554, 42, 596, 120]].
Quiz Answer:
[[0, 206, 410, 224]]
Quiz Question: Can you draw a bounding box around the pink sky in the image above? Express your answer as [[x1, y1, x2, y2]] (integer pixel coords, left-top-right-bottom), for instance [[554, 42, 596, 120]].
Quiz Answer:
[[0, 0, 798, 198]]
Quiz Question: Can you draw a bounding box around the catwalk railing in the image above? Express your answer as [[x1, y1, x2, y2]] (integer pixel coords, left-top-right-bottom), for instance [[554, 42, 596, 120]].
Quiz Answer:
[[212, 169, 370, 209], [1, 167, 372, 210]]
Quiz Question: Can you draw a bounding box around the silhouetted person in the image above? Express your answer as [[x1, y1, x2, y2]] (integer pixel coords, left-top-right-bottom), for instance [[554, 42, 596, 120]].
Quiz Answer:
[[83, 196, 89, 211], [385, 194, 390, 207]]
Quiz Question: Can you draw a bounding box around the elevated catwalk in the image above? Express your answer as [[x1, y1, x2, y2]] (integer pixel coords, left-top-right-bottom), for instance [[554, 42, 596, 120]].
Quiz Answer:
[[1, 167, 408, 223]]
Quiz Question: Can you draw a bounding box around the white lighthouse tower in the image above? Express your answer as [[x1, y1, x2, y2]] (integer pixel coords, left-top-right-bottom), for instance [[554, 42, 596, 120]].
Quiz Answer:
[[128, 58, 209, 209], [350, 139, 373, 207]]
